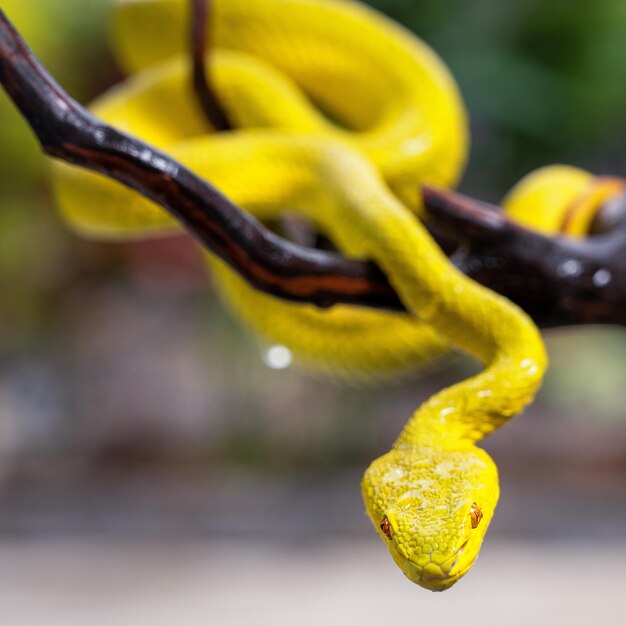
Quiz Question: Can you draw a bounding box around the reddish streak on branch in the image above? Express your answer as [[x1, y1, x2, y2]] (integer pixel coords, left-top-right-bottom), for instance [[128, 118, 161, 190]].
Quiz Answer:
[[0, 8, 403, 311], [191, 0, 232, 130], [0, 9, 624, 327]]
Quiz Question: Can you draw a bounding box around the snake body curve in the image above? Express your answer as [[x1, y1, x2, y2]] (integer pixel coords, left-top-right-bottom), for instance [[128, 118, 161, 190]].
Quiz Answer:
[[51, 0, 551, 590]]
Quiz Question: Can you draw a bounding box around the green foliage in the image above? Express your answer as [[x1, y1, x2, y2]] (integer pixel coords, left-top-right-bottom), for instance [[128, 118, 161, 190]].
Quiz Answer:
[[368, 0, 626, 197], [0, 0, 112, 187], [0, 0, 113, 346]]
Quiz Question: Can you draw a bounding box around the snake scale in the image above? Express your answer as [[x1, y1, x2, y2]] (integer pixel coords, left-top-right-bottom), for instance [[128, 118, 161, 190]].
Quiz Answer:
[[50, 0, 622, 590]]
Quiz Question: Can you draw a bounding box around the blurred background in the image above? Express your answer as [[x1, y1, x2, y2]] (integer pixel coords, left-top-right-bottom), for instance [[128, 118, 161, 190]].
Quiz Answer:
[[0, 0, 624, 624]]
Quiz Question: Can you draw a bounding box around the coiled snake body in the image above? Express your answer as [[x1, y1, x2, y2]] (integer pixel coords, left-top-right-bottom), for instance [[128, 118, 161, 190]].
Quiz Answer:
[[52, 0, 552, 590]]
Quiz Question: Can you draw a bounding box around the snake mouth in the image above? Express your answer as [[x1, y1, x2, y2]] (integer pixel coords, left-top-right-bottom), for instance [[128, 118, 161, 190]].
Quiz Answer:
[[423, 561, 476, 592], [389, 542, 476, 591]]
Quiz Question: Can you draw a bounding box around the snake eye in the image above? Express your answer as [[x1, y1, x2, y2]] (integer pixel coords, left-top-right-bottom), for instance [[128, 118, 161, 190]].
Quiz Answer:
[[380, 515, 392, 540], [470, 503, 483, 529]]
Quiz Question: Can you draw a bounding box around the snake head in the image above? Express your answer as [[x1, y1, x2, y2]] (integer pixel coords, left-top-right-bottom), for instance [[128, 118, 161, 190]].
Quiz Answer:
[[361, 443, 499, 591]]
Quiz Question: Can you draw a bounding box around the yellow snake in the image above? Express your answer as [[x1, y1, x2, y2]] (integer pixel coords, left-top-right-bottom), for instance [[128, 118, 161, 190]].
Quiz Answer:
[[49, 0, 623, 590]]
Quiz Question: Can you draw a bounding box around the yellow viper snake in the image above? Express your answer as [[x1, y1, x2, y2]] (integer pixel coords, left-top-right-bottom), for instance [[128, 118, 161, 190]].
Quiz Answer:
[[49, 0, 623, 590]]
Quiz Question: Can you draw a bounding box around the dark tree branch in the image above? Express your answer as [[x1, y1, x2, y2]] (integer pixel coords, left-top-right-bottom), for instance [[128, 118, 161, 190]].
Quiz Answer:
[[0, 9, 624, 327], [423, 186, 626, 327], [0, 8, 402, 311], [190, 0, 232, 130]]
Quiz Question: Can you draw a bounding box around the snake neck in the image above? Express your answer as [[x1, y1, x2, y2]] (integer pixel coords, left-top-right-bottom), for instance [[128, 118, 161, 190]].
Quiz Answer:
[[315, 146, 547, 448], [395, 346, 545, 448]]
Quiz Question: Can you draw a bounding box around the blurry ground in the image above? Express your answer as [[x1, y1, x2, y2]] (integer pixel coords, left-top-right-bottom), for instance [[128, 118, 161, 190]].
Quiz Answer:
[[0, 1, 625, 624], [1, 456, 626, 625], [2, 538, 626, 626]]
